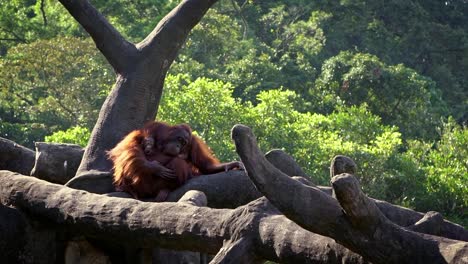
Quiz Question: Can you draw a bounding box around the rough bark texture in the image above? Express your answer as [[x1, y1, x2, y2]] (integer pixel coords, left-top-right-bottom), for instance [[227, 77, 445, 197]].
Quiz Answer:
[[265, 149, 308, 178], [61, 0, 219, 188], [167, 170, 259, 208], [2, 138, 465, 241], [1, 142, 467, 263], [329, 153, 468, 242], [0, 137, 35, 175], [330, 155, 357, 177], [153, 190, 208, 264], [0, 202, 62, 264], [0, 170, 366, 263], [31, 142, 84, 184], [109, 150, 317, 209], [231, 124, 468, 264]]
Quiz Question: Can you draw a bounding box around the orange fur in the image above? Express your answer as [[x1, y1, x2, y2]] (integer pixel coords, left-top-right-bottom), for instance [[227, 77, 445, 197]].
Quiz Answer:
[[108, 121, 242, 200]]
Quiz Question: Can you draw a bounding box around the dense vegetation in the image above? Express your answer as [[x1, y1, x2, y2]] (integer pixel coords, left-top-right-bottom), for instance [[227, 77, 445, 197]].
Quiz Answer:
[[0, 0, 466, 226]]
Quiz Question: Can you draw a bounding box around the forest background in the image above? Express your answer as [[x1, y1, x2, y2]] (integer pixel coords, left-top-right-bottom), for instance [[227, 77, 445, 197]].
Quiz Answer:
[[0, 0, 466, 226]]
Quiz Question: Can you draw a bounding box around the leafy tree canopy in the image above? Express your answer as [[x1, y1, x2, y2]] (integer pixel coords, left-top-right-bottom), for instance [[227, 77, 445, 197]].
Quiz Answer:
[[0, 37, 113, 147]]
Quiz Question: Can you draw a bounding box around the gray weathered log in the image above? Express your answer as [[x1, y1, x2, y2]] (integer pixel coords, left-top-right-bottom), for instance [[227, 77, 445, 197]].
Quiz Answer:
[[329, 154, 468, 241], [65, 191, 208, 264], [153, 190, 208, 264], [330, 155, 357, 177], [31, 142, 84, 184], [0, 170, 366, 263], [0, 137, 35, 175], [0, 203, 60, 264], [231, 124, 468, 264], [116, 164, 468, 241], [265, 149, 309, 178], [167, 170, 259, 208], [3, 133, 465, 242]]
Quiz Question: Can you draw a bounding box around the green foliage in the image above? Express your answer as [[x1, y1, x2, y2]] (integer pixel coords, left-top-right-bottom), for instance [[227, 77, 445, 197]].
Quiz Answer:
[[159, 75, 404, 186], [171, 7, 330, 101], [170, 8, 281, 101], [89, 0, 178, 41], [313, 51, 448, 139], [45, 126, 90, 147], [406, 119, 467, 220], [0, 0, 84, 54], [0, 36, 113, 147], [0, 0, 177, 53], [314, 0, 468, 122], [159, 74, 249, 161], [3, 0, 466, 124]]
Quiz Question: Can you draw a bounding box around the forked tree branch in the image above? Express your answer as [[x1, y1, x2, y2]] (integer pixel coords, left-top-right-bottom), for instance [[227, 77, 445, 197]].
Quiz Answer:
[[138, 0, 219, 60], [58, 0, 138, 73]]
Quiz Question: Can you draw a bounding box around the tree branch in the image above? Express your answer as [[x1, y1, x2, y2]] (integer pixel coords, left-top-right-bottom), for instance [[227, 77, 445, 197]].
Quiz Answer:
[[30, 142, 84, 184], [0, 27, 26, 43], [3, 136, 464, 241], [210, 237, 258, 264], [0, 171, 365, 263], [40, 0, 47, 27], [0, 138, 35, 175], [231, 125, 343, 232], [58, 0, 138, 73], [231, 124, 468, 263], [138, 0, 218, 60]]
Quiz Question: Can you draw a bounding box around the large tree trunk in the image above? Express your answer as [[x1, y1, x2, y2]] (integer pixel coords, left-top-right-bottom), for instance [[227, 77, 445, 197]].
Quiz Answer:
[[58, 0, 218, 192]]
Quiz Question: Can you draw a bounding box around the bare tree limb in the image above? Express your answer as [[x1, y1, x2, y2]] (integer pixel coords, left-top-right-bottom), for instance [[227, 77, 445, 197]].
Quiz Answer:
[[135, 0, 221, 119], [40, 0, 47, 27], [178, 190, 207, 206], [3, 137, 464, 242], [231, 124, 468, 264], [0, 27, 26, 43], [329, 154, 468, 241], [138, 0, 218, 61], [265, 149, 309, 178], [332, 174, 468, 263], [0, 137, 35, 175], [330, 155, 357, 177], [231, 125, 343, 231], [210, 236, 259, 264], [58, 0, 138, 74], [0, 170, 366, 263], [30, 142, 84, 184], [167, 170, 259, 208]]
